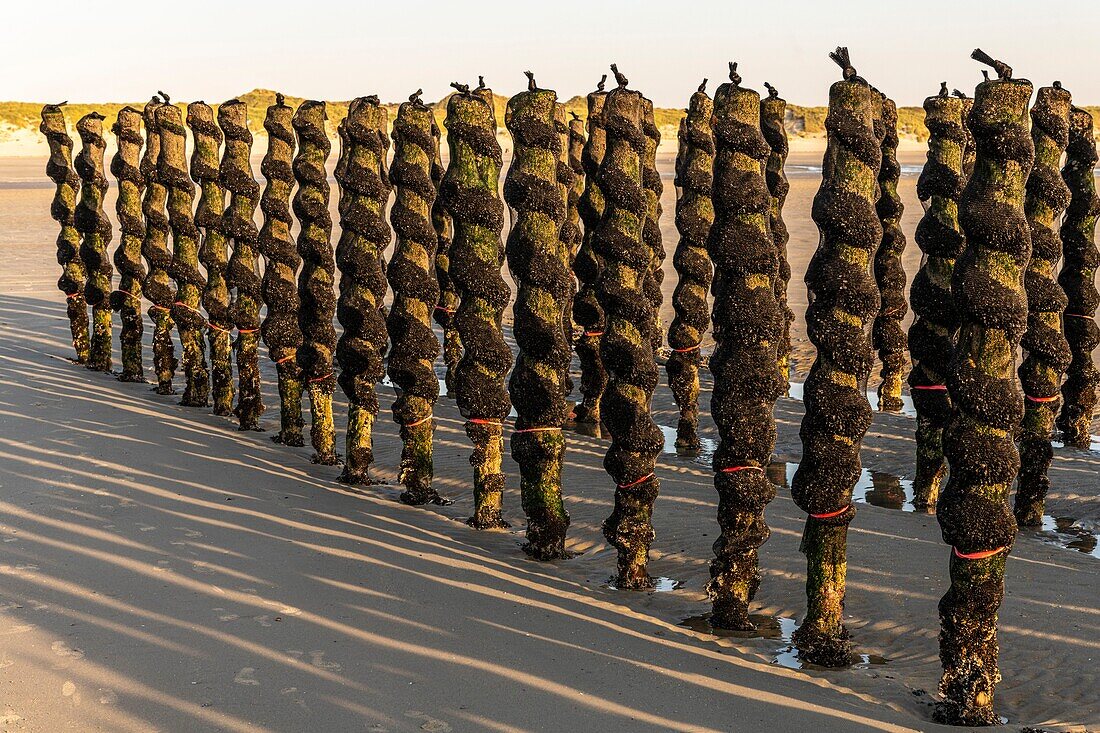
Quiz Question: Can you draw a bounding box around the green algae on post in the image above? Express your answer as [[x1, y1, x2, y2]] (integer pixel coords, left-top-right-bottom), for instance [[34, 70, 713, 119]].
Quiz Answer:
[[220, 99, 265, 430], [159, 101, 209, 406], [935, 49, 1031, 727], [260, 93, 305, 447], [908, 84, 967, 512], [74, 112, 113, 372], [1057, 108, 1100, 448], [441, 80, 513, 527], [294, 100, 338, 464], [706, 64, 782, 629], [667, 80, 714, 452], [790, 49, 881, 666], [109, 106, 146, 382], [595, 65, 663, 589], [504, 72, 572, 559], [1016, 82, 1073, 527], [40, 103, 90, 363], [335, 96, 392, 484], [140, 96, 177, 395], [188, 101, 232, 414], [761, 83, 792, 396], [389, 91, 445, 504], [872, 92, 908, 412], [572, 76, 610, 426]]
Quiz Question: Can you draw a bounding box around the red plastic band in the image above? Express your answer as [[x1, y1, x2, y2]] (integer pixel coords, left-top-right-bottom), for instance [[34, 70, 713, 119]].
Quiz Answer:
[[912, 384, 948, 391], [434, 305, 455, 314], [584, 331, 604, 338], [149, 304, 171, 312], [467, 418, 503, 427], [173, 301, 204, 315], [810, 505, 851, 520], [1025, 394, 1058, 403], [274, 352, 296, 365], [308, 371, 333, 383], [953, 546, 1006, 560], [237, 327, 259, 334], [405, 414, 433, 428], [65, 291, 81, 300], [208, 322, 231, 335], [513, 426, 562, 434], [617, 472, 654, 489], [719, 465, 763, 473], [1065, 313, 1093, 319], [672, 344, 700, 353]]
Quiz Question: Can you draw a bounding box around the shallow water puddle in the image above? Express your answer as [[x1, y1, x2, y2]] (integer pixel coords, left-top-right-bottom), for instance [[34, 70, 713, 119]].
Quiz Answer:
[[766, 461, 916, 512], [679, 613, 887, 670], [657, 424, 717, 464], [604, 576, 682, 592], [1034, 516, 1099, 559], [786, 382, 917, 418]]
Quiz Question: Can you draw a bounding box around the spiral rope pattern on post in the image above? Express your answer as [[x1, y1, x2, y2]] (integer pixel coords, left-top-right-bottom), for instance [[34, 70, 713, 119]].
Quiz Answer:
[[641, 97, 665, 354], [334, 96, 391, 484], [1056, 108, 1100, 448], [140, 96, 177, 395], [1016, 83, 1073, 527], [109, 105, 146, 382], [595, 65, 663, 589], [571, 77, 609, 427], [666, 80, 714, 452], [935, 50, 1032, 726], [260, 94, 305, 447], [220, 99, 264, 430], [388, 91, 444, 505], [188, 101, 232, 415], [872, 93, 908, 411], [908, 84, 967, 512], [504, 72, 572, 559], [40, 103, 90, 363], [761, 83, 792, 396], [430, 115, 461, 399], [790, 49, 881, 666], [441, 80, 513, 529], [705, 63, 782, 629], [293, 100, 338, 464], [159, 102, 209, 406], [75, 112, 114, 373]]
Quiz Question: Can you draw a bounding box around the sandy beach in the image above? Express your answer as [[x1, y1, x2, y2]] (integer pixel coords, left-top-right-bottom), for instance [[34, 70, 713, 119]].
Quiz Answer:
[[1, 150, 1098, 731]]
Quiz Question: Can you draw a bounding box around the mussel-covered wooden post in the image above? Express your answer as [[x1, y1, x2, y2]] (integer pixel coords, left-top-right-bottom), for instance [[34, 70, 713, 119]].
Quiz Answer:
[[872, 92, 908, 411], [141, 96, 177, 394], [389, 91, 444, 504], [74, 112, 113, 372], [504, 72, 572, 559], [790, 49, 881, 665], [563, 111, 586, 369], [188, 101, 232, 414], [1016, 83, 1073, 526], [908, 84, 967, 512], [935, 50, 1033, 726], [441, 81, 513, 527], [641, 97, 665, 354], [41, 103, 90, 363], [572, 77, 610, 426], [595, 66, 663, 588], [294, 100, 338, 464], [260, 94, 305, 446], [761, 83, 792, 395], [706, 64, 782, 629], [1057, 108, 1100, 447], [220, 99, 264, 430], [109, 106, 146, 382], [159, 102, 209, 405], [335, 96, 392, 484], [430, 115, 461, 398], [667, 80, 714, 451]]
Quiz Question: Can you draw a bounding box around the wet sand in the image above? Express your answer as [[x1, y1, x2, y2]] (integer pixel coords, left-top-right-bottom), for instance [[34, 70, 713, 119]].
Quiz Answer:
[[1, 154, 1099, 731]]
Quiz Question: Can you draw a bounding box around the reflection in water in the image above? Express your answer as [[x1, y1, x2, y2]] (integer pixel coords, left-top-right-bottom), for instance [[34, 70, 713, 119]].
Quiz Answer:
[[657, 424, 717, 464], [681, 613, 888, 670], [1037, 516, 1100, 559], [766, 461, 916, 512], [786, 382, 917, 418], [605, 576, 681, 592]]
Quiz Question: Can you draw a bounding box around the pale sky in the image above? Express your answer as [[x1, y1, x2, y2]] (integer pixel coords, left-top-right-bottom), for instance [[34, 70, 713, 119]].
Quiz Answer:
[[4, 0, 1100, 107]]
